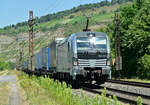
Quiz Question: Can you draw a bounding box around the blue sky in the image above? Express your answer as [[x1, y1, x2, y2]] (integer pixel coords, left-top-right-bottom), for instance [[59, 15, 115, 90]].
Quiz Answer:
[[0, 0, 110, 28]]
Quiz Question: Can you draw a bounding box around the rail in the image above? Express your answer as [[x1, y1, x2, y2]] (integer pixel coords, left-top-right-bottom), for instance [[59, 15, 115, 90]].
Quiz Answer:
[[81, 84, 150, 105], [106, 79, 150, 88]]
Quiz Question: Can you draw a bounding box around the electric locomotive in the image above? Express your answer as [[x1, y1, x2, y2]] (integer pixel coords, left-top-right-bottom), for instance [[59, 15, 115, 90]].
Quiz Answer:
[[56, 32, 111, 85]]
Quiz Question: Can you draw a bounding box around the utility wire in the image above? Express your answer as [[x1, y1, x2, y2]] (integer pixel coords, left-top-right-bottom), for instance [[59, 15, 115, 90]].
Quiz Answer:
[[38, 0, 60, 16]]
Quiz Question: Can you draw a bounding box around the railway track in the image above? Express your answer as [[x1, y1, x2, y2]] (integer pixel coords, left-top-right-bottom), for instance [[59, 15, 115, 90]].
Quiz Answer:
[[82, 83, 150, 105], [106, 79, 150, 88]]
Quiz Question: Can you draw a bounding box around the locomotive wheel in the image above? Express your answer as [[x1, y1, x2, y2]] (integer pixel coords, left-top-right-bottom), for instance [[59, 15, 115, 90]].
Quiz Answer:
[[96, 75, 108, 85], [72, 76, 83, 89], [72, 80, 80, 89]]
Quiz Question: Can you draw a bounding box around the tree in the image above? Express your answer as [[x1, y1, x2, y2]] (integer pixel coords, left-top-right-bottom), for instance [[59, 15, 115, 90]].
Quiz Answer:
[[135, 0, 143, 9], [102, 0, 150, 78], [119, 0, 150, 78], [137, 54, 150, 79]]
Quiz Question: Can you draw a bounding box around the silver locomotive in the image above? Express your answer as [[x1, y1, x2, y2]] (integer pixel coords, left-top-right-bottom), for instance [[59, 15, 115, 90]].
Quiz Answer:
[[56, 32, 111, 85]]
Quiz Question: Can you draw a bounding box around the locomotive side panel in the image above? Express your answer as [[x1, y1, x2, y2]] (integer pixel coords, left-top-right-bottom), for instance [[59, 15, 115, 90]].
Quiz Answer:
[[67, 40, 74, 74], [56, 40, 69, 73], [48, 41, 57, 72]]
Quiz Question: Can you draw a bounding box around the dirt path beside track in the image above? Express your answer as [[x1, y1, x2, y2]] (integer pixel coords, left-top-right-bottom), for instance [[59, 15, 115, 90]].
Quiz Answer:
[[0, 75, 20, 105]]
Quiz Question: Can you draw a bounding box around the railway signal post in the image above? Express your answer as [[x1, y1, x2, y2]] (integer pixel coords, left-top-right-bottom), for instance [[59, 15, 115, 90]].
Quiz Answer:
[[115, 12, 122, 79], [28, 11, 34, 71]]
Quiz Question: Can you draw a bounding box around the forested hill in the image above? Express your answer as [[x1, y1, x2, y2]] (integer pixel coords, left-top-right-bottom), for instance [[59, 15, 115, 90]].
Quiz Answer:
[[0, 0, 131, 36], [101, 0, 150, 79]]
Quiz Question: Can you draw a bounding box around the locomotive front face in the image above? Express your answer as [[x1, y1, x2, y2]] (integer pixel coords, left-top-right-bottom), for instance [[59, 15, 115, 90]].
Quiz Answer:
[[72, 32, 111, 81], [77, 36, 107, 59]]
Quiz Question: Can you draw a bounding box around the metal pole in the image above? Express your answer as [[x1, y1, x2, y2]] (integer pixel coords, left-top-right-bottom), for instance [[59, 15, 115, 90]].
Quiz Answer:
[[115, 12, 122, 79], [28, 11, 34, 71], [28, 20, 31, 71]]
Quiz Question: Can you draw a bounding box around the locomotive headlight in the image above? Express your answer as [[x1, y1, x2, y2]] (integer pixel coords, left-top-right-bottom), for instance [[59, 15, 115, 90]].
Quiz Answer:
[[73, 58, 78, 66], [74, 61, 78, 65], [107, 60, 110, 66]]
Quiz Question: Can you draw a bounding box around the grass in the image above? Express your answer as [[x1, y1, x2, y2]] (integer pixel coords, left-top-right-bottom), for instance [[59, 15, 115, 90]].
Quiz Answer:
[[121, 78, 150, 83], [37, 19, 63, 29], [16, 72, 60, 105], [0, 82, 11, 105], [0, 70, 9, 76], [90, 12, 114, 22], [16, 71, 144, 105]]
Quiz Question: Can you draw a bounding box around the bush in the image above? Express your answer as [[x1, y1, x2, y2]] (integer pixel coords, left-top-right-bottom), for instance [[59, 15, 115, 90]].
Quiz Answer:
[[0, 59, 14, 71], [137, 96, 143, 105], [69, 15, 75, 19], [99, 10, 107, 14], [137, 54, 150, 79]]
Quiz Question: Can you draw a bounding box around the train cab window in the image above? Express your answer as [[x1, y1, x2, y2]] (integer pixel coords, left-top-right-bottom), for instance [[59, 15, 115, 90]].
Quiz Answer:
[[93, 37, 107, 49], [77, 42, 90, 47], [77, 37, 107, 50], [77, 37, 90, 50]]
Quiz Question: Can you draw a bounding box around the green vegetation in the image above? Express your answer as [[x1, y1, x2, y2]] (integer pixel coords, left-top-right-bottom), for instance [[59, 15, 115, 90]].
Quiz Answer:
[[63, 12, 114, 37], [137, 96, 143, 105], [137, 54, 150, 79], [100, 0, 150, 79], [0, 59, 15, 71], [17, 72, 144, 105]]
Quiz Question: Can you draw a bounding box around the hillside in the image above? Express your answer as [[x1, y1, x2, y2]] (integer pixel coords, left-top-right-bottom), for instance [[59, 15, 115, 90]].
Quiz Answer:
[[0, 0, 131, 63]]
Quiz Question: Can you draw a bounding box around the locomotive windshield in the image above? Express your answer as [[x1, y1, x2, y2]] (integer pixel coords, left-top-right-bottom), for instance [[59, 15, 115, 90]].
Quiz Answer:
[[77, 37, 90, 49], [77, 37, 107, 50], [77, 37, 107, 59], [93, 37, 106, 50]]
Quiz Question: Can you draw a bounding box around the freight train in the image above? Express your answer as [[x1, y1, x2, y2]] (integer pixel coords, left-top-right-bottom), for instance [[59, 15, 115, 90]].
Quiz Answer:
[[23, 31, 111, 87]]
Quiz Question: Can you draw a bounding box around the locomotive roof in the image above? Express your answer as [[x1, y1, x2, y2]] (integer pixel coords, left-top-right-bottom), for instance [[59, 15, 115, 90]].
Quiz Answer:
[[71, 32, 107, 38], [57, 32, 108, 46]]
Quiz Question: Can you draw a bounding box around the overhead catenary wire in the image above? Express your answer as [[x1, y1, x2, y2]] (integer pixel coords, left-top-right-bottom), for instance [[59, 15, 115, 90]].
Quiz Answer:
[[36, 0, 101, 32], [31, 0, 105, 37], [32, 0, 65, 37], [37, 0, 61, 17]]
